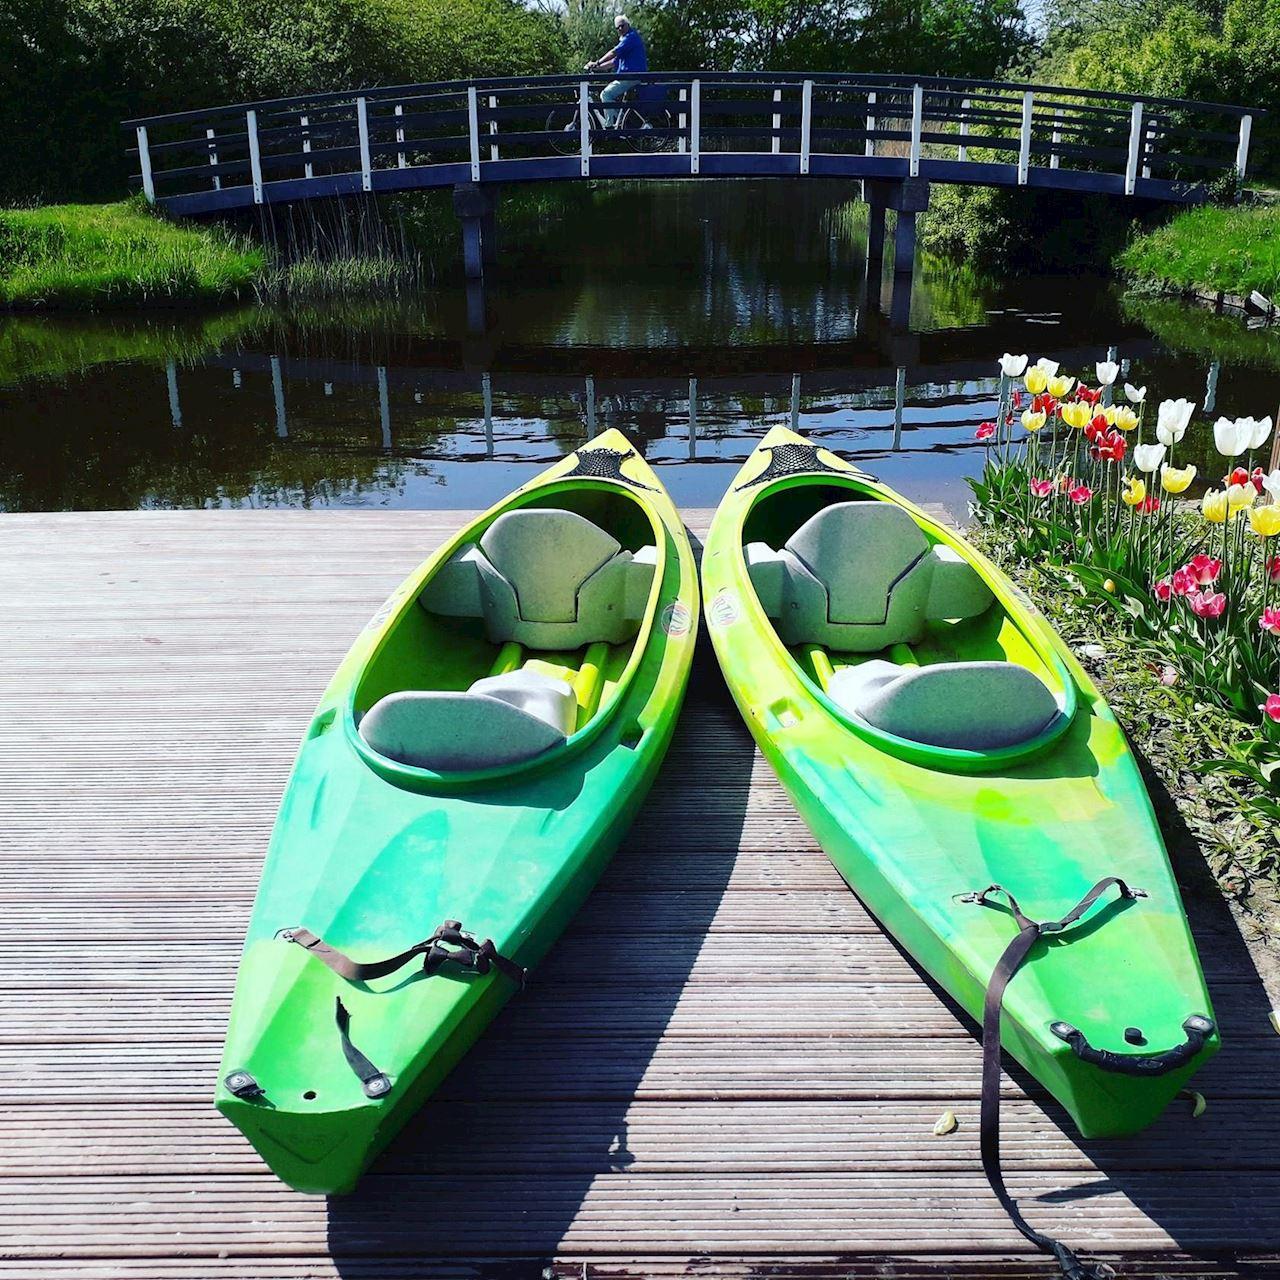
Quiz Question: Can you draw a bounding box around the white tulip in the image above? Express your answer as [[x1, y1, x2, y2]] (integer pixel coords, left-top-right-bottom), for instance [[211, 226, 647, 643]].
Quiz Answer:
[[1214, 416, 1253, 457], [1155, 398, 1195, 446], [1247, 415, 1274, 449], [999, 353, 1029, 378], [1124, 383, 1147, 404], [1133, 442, 1166, 473], [1261, 469, 1280, 498], [1035, 357, 1060, 377], [1096, 360, 1119, 387]]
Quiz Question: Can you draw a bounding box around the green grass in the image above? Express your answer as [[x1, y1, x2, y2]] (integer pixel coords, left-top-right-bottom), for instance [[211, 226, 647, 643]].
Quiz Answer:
[[1119, 202, 1280, 299], [0, 199, 263, 310]]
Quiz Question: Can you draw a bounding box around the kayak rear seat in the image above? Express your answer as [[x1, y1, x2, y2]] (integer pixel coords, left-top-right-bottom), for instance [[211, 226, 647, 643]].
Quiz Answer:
[[827, 660, 1060, 750], [419, 508, 657, 648], [745, 501, 993, 650], [359, 669, 577, 771]]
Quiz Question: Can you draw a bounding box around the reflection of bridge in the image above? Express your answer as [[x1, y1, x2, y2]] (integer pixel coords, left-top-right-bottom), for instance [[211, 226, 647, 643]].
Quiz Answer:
[[125, 72, 1260, 326]]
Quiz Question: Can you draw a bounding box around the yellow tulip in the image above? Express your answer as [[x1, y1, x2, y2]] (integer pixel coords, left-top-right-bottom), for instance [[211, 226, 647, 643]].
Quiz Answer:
[[1024, 366, 1049, 395], [1021, 409, 1047, 432], [1111, 405, 1139, 432], [1249, 504, 1280, 537], [1161, 463, 1196, 494], [1227, 482, 1257, 516], [1047, 374, 1074, 398], [1202, 489, 1229, 523], [1102, 405, 1119, 426], [1121, 476, 1146, 507], [1061, 401, 1090, 430]]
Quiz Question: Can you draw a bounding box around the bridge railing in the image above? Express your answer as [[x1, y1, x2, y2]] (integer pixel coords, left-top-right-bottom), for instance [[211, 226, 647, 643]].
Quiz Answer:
[[123, 72, 1258, 214]]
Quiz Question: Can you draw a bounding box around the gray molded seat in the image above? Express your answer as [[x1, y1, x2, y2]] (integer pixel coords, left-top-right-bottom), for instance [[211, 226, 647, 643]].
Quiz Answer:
[[419, 509, 656, 648], [745, 501, 994, 650], [828, 660, 1060, 750], [359, 669, 577, 771]]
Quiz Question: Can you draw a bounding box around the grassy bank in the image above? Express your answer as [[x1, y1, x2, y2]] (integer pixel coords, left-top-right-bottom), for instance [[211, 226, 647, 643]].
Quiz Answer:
[[0, 201, 263, 309], [1119, 202, 1280, 300]]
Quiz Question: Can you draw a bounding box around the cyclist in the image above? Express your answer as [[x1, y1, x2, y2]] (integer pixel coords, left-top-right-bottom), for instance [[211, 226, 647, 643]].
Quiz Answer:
[[585, 14, 648, 128]]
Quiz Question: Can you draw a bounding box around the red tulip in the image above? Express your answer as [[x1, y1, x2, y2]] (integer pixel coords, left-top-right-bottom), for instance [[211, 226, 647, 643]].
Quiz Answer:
[[1029, 477, 1054, 498], [1252, 467, 1267, 494], [1138, 494, 1160, 514], [1262, 693, 1280, 721], [1011, 390, 1024, 410], [1268, 555, 1280, 584], [1153, 578, 1172, 602], [1090, 430, 1126, 463], [1186, 554, 1222, 586], [1067, 483, 1093, 505], [1077, 385, 1101, 406], [1226, 466, 1251, 488], [1188, 590, 1227, 619], [1170, 566, 1198, 596], [976, 422, 996, 440]]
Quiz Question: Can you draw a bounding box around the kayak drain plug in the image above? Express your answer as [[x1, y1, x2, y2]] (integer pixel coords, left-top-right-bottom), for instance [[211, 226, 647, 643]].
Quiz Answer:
[[1124, 1027, 1146, 1045]]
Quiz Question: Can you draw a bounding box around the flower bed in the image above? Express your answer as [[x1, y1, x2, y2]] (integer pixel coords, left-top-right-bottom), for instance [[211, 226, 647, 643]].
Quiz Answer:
[[968, 354, 1280, 923]]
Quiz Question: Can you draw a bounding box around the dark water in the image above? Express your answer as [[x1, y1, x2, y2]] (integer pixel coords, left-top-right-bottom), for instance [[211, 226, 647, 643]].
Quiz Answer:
[[5, 181, 1280, 517]]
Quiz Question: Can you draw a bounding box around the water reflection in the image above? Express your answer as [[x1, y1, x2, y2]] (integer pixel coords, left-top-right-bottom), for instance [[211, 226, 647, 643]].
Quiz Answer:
[[3, 181, 1279, 515]]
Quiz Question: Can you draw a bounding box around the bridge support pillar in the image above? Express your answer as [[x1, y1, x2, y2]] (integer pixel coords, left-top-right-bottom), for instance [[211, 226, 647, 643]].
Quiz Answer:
[[453, 183, 496, 280], [862, 179, 930, 332]]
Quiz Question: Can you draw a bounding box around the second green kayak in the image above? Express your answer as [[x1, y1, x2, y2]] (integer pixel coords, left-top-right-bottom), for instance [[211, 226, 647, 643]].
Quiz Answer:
[[702, 426, 1217, 1139]]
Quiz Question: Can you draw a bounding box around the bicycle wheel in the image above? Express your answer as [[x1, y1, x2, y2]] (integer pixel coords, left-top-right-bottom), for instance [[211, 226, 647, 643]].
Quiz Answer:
[[546, 107, 582, 156], [621, 106, 676, 154]]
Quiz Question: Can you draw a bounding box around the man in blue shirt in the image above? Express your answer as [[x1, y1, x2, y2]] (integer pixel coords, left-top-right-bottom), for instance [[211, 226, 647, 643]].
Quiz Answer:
[[586, 14, 648, 128]]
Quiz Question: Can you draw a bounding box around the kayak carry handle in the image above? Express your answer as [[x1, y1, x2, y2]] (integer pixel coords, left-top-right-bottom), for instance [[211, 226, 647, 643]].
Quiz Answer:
[[1050, 1014, 1215, 1077]]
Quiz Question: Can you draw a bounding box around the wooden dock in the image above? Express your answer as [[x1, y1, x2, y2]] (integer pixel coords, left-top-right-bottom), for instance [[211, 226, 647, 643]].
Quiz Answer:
[[3, 509, 1279, 1279]]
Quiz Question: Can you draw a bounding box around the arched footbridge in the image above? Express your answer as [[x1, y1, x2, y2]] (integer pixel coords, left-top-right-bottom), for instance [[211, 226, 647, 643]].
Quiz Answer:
[[124, 72, 1259, 289]]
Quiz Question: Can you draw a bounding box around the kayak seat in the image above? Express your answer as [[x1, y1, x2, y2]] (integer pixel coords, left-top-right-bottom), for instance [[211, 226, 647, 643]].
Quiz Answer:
[[829, 659, 1060, 750], [359, 669, 577, 771], [745, 501, 993, 651], [420, 509, 657, 648]]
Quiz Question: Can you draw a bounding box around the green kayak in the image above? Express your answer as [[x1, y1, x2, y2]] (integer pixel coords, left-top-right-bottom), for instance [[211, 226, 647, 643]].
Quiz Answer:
[[217, 430, 697, 1194], [702, 426, 1218, 1142]]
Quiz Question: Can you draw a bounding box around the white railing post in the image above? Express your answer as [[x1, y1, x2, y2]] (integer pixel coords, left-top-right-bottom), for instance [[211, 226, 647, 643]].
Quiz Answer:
[[1237, 114, 1253, 180], [301, 114, 312, 179], [468, 86, 481, 181], [579, 80, 591, 176], [1050, 108, 1061, 170], [356, 96, 372, 192], [206, 127, 220, 191], [677, 87, 687, 154], [1125, 99, 1143, 195], [1018, 91, 1033, 184], [246, 110, 263, 204], [690, 79, 701, 175], [865, 91, 876, 158], [395, 104, 406, 168], [488, 94, 499, 162], [1142, 118, 1155, 180], [799, 80, 813, 175], [136, 126, 155, 203], [909, 84, 922, 178], [771, 87, 782, 155], [957, 98, 969, 162]]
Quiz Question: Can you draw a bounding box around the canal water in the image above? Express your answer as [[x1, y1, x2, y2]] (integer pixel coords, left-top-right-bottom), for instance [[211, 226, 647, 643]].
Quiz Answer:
[[4, 181, 1279, 517]]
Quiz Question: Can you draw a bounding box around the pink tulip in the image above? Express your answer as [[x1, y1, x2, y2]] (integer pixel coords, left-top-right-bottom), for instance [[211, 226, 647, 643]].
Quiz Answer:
[[1259, 608, 1280, 636], [1067, 483, 1093, 505], [1170, 566, 1197, 597], [976, 422, 996, 440], [1153, 578, 1172, 602], [1186, 554, 1223, 586], [1188, 591, 1227, 619], [1029, 477, 1054, 498], [1262, 694, 1280, 722]]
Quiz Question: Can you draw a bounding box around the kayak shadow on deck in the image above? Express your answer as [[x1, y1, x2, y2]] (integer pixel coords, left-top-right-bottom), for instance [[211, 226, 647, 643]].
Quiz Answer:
[[325, 531, 759, 1267]]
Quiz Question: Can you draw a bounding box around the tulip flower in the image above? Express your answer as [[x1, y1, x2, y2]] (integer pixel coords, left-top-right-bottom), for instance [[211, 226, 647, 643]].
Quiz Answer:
[[1111, 405, 1139, 432], [1021, 408, 1047, 432], [1161, 463, 1196, 494], [1269, 554, 1280, 583], [1262, 693, 1280, 721], [1124, 383, 1146, 404], [1090, 430, 1126, 463], [1121, 476, 1146, 507], [1186, 554, 1222, 585], [1156, 398, 1195, 446], [976, 422, 996, 440], [1226, 466, 1251, 487], [1249, 505, 1280, 538], [1261, 470, 1280, 498], [1096, 360, 1119, 387], [1258, 607, 1280, 636], [1202, 489, 1229, 523], [1029, 477, 1054, 498], [1160, 665, 1178, 685], [1246, 415, 1273, 450], [1047, 374, 1074, 398], [1024, 366, 1049, 395], [1060, 400, 1091, 429], [1171, 565, 1198, 596], [1076, 385, 1102, 406], [1227, 482, 1257, 516], [1067, 483, 1093, 505], [1138, 494, 1160, 514], [1154, 578, 1172, 602], [1252, 467, 1266, 494], [1188, 590, 1227, 619], [1035, 358, 1060, 377], [1133, 442, 1166, 472], [999, 353, 1029, 378], [1214, 416, 1253, 457]]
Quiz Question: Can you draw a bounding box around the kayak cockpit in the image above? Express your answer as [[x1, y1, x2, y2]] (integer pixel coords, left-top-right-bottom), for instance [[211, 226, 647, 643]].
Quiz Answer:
[[352, 487, 661, 777], [742, 482, 1075, 763]]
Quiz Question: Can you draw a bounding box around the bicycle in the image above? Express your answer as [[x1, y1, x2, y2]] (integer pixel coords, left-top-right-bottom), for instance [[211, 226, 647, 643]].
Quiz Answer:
[[546, 88, 678, 156]]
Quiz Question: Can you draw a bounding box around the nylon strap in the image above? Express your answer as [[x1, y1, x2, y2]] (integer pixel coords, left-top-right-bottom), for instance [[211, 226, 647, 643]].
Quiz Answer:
[[334, 997, 391, 1099], [975, 877, 1142, 1280]]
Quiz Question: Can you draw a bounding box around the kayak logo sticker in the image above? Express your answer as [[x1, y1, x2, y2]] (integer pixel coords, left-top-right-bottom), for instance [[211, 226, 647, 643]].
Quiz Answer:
[[708, 590, 741, 628], [661, 601, 692, 636], [363, 589, 405, 633]]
